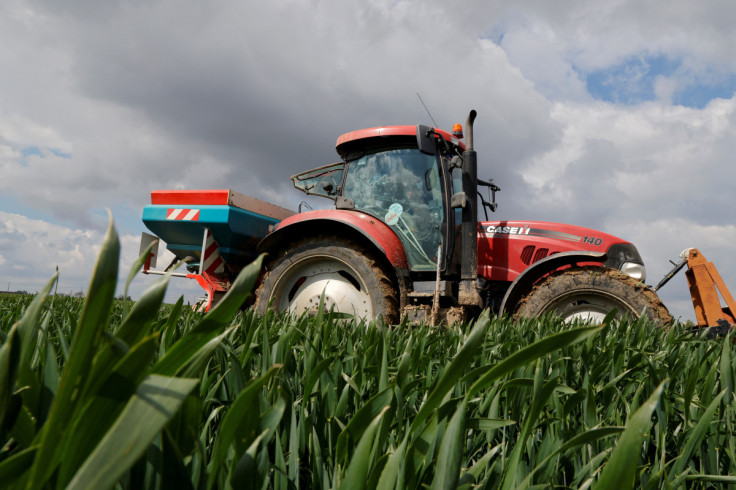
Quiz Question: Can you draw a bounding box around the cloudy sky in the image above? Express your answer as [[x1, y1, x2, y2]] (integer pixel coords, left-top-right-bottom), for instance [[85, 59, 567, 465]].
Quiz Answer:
[[2, 0, 735, 321]]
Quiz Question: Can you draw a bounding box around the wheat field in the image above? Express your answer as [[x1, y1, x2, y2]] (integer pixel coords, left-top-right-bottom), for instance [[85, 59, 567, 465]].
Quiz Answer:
[[1, 221, 735, 489]]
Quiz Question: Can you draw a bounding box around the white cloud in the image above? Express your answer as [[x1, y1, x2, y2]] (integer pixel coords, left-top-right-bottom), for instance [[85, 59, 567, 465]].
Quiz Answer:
[[493, 1, 736, 108], [514, 96, 736, 322], [0, 0, 558, 227], [2, 0, 736, 323], [0, 211, 199, 303], [521, 97, 736, 223], [0, 114, 71, 153]]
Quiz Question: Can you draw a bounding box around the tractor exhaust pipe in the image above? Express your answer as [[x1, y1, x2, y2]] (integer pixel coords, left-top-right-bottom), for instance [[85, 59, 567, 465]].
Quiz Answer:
[[465, 110, 477, 151], [459, 110, 482, 307]]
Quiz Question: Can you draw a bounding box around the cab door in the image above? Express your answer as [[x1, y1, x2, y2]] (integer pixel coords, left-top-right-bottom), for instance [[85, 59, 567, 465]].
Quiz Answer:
[[341, 148, 446, 272]]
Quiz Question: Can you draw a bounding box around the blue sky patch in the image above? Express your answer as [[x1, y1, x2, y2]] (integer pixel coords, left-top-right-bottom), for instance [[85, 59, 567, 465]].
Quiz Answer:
[[20, 146, 44, 158], [0, 195, 58, 223], [672, 73, 736, 108], [585, 54, 680, 105], [20, 146, 72, 165], [584, 53, 736, 108]]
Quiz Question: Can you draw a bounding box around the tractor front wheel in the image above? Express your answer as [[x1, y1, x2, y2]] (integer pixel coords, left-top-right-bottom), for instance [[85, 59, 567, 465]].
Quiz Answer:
[[256, 237, 399, 323], [515, 266, 671, 325]]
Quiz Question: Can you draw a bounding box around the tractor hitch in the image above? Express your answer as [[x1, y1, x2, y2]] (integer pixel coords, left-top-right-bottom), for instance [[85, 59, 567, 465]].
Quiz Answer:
[[656, 248, 736, 331]]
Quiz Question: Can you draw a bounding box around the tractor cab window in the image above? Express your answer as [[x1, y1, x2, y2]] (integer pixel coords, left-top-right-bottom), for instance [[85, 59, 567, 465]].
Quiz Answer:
[[291, 163, 345, 199], [343, 148, 444, 271]]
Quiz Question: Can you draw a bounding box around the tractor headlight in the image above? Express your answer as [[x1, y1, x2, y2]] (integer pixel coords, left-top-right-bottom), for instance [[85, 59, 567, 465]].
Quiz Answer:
[[620, 261, 646, 282], [605, 243, 646, 282]]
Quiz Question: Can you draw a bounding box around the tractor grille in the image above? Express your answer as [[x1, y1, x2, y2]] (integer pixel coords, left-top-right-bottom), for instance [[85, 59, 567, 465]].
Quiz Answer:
[[520, 246, 559, 265], [521, 245, 535, 265], [533, 248, 550, 262]]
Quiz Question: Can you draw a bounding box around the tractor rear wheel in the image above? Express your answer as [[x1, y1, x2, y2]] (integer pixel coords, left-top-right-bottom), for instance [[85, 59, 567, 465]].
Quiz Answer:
[[515, 266, 671, 325], [256, 237, 399, 323]]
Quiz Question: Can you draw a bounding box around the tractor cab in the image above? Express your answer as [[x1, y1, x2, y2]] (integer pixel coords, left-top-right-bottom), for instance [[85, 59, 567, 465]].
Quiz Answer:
[[292, 125, 465, 272]]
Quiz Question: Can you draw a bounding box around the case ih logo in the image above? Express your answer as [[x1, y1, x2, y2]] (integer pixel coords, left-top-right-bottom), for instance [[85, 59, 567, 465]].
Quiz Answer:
[[166, 208, 200, 221], [486, 225, 585, 243], [486, 225, 530, 235]]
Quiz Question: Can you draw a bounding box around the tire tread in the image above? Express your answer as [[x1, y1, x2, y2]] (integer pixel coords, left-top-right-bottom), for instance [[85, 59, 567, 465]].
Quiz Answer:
[[516, 266, 672, 325], [255, 235, 399, 323]]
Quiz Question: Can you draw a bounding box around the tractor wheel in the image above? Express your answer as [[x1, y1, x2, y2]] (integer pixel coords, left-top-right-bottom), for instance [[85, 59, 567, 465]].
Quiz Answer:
[[256, 237, 399, 323], [515, 266, 672, 326]]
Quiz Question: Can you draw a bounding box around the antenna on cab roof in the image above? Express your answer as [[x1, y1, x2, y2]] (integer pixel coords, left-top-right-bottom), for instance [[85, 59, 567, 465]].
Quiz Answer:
[[416, 92, 439, 129]]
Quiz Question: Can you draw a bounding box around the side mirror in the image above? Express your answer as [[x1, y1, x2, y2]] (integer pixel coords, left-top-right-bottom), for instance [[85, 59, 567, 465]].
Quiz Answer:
[[416, 124, 436, 155]]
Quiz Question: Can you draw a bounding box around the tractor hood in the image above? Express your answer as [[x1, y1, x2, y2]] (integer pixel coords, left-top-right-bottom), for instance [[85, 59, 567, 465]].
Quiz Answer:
[[477, 220, 645, 283]]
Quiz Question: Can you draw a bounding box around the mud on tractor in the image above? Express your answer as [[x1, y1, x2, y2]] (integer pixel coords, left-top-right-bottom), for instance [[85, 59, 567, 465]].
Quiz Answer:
[[140, 110, 733, 329]]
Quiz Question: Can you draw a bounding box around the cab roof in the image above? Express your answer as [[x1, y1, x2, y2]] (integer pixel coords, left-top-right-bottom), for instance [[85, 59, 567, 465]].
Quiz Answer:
[[335, 125, 464, 159]]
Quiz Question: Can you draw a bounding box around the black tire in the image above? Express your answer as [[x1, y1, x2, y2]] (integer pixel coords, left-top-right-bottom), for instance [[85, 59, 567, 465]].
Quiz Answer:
[[256, 236, 399, 323], [515, 266, 672, 325]]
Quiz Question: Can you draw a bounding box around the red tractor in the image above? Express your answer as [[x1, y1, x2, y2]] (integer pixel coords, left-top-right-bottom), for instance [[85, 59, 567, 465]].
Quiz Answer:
[[141, 110, 672, 325]]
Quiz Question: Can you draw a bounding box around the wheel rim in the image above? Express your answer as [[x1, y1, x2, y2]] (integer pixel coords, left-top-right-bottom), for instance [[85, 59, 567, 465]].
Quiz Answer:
[[269, 255, 373, 318], [541, 289, 638, 324]]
